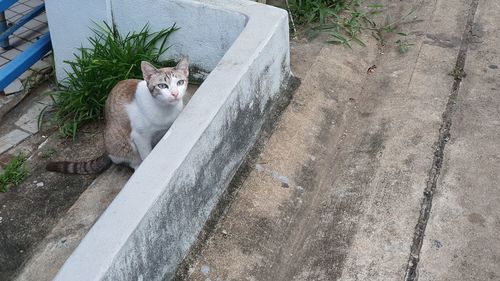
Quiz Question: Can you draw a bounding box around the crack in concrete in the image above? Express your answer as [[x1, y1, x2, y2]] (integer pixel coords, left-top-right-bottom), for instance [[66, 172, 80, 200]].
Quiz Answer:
[[404, 0, 480, 280]]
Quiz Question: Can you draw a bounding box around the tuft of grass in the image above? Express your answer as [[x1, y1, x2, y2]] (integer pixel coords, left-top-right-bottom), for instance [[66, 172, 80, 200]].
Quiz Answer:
[[49, 22, 178, 138], [0, 153, 29, 193], [369, 8, 420, 50], [449, 66, 466, 80], [395, 38, 413, 53], [40, 148, 56, 159], [288, 0, 418, 52], [289, 0, 375, 48]]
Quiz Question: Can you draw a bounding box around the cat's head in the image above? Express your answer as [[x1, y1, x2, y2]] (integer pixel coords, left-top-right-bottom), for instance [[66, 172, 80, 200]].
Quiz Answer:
[[141, 56, 189, 104]]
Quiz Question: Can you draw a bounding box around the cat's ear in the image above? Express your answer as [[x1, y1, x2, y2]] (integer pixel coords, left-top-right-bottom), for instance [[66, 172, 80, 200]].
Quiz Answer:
[[175, 56, 189, 76], [141, 61, 159, 81]]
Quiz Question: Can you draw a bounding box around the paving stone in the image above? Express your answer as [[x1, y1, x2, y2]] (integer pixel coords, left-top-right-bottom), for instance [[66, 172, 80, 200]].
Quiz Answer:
[[0, 129, 30, 154], [1, 48, 21, 60], [16, 29, 40, 42], [12, 26, 31, 36], [14, 96, 52, 134], [23, 19, 44, 30], [3, 79, 24, 95], [23, 0, 44, 8], [0, 95, 14, 107], [9, 3, 31, 14], [18, 69, 34, 80], [0, 57, 8, 67], [0, 90, 29, 120], [35, 12, 47, 23], [30, 60, 51, 72], [7, 36, 30, 51], [4, 10, 19, 21]]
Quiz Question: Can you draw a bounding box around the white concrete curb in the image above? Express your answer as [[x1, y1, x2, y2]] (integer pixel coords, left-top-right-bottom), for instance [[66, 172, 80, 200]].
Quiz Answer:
[[48, 0, 290, 280]]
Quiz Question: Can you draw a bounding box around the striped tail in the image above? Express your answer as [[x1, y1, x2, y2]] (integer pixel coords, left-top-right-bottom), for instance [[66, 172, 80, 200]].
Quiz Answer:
[[46, 154, 112, 174]]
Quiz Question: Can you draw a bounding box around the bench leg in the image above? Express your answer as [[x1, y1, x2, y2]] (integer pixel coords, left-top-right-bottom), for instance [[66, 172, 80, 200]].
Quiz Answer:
[[0, 12, 9, 49]]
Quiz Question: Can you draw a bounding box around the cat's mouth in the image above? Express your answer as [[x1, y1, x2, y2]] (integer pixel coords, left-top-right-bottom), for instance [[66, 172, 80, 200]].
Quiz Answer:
[[168, 97, 181, 104], [156, 95, 180, 104]]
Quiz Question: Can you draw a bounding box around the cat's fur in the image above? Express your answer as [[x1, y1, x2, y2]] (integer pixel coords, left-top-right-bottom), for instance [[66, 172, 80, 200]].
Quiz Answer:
[[46, 56, 189, 174]]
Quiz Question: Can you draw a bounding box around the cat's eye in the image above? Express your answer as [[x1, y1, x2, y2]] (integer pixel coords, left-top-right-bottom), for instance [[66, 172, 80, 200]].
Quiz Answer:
[[177, 80, 185, 86], [157, 83, 168, 89]]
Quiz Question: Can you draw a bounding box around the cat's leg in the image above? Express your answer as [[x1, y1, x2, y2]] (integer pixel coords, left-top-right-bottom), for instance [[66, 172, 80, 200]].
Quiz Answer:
[[131, 131, 153, 161], [129, 159, 141, 170], [152, 129, 168, 147], [109, 154, 140, 170]]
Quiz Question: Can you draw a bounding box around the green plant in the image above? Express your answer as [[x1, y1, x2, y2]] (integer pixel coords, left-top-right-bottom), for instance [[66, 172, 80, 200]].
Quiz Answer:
[[288, 0, 417, 52], [40, 148, 57, 159], [289, 0, 375, 47], [395, 38, 413, 53], [369, 8, 419, 50], [23, 65, 53, 92], [0, 153, 29, 192], [50, 22, 178, 138], [449, 66, 466, 80]]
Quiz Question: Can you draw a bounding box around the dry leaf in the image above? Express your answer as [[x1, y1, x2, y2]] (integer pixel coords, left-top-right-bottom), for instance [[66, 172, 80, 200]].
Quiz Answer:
[[367, 65, 377, 74]]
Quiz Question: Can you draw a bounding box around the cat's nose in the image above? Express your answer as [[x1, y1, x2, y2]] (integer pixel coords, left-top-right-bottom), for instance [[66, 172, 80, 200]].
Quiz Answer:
[[171, 91, 179, 98]]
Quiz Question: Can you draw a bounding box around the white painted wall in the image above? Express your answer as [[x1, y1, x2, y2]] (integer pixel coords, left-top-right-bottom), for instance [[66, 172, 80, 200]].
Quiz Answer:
[[45, 0, 247, 82], [45, 0, 108, 82]]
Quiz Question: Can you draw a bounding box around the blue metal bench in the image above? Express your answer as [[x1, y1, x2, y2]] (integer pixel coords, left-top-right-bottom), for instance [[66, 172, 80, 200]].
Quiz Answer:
[[0, 0, 51, 92]]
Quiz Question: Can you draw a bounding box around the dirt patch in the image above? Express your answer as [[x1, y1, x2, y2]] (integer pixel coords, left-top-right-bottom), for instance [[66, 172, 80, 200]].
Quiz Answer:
[[0, 125, 102, 280], [0, 96, 107, 280]]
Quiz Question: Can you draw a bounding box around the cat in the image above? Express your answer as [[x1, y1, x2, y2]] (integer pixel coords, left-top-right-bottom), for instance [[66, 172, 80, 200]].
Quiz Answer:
[[46, 56, 190, 174]]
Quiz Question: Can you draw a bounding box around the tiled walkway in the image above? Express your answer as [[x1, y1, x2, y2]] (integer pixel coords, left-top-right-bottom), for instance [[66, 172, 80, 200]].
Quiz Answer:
[[1, 0, 50, 94], [0, 0, 51, 160]]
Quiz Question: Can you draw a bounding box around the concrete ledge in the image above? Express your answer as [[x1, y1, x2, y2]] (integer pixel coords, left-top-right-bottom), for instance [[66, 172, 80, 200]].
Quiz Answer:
[[51, 0, 290, 280]]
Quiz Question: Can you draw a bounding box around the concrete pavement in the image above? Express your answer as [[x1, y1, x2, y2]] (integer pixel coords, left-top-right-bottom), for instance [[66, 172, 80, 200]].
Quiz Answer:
[[418, 0, 500, 280], [175, 0, 499, 280]]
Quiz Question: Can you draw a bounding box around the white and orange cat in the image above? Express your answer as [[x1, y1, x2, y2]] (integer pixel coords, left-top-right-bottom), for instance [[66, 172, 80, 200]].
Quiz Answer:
[[47, 56, 190, 174]]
